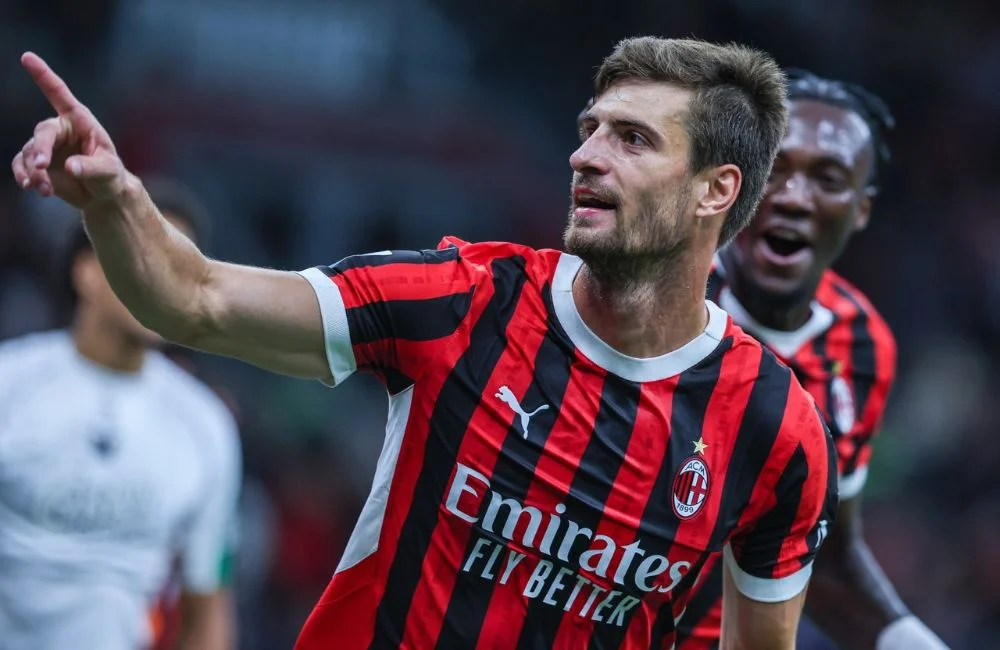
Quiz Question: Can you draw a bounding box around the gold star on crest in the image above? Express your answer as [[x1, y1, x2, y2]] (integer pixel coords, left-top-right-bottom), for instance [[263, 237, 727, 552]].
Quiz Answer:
[[831, 361, 843, 376], [693, 437, 708, 455]]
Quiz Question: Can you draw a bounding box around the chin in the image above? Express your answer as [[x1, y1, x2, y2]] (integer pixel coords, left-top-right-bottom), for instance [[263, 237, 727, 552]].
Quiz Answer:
[[745, 268, 816, 308]]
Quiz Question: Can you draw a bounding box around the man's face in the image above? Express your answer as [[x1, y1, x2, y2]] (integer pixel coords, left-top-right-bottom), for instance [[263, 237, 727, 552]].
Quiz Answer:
[[73, 214, 195, 346], [565, 82, 698, 275], [724, 99, 875, 302]]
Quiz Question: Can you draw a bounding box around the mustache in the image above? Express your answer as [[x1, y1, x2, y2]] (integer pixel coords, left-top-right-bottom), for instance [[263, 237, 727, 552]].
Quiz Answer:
[[570, 177, 622, 205]]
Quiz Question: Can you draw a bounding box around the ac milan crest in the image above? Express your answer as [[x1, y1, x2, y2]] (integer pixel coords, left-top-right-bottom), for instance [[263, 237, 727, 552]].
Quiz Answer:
[[672, 456, 711, 520], [830, 375, 855, 434]]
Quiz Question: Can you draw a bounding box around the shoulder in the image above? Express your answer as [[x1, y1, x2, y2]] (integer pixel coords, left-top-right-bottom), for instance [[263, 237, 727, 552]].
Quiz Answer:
[[817, 271, 897, 380], [0, 330, 75, 379], [725, 327, 826, 445], [818, 272, 895, 350], [436, 236, 560, 283]]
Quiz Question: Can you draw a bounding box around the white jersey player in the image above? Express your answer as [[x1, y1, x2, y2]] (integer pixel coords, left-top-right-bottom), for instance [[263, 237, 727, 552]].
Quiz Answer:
[[0, 181, 241, 650]]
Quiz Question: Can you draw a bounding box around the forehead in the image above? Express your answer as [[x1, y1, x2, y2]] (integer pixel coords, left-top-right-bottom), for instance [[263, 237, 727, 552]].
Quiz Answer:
[[591, 81, 692, 134], [783, 99, 873, 166]]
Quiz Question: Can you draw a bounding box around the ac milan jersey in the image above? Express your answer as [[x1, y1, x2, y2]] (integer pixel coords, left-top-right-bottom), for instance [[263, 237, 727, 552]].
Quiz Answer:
[[675, 261, 896, 650], [295, 239, 837, 650]]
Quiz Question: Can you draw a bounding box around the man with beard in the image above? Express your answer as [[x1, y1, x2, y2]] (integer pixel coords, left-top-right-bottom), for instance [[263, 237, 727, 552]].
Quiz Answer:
[[12, 37, 836, 649], [674, 71, 948, 650]]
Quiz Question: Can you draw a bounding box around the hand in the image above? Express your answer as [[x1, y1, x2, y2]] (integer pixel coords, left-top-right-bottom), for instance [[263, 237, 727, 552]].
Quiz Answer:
[[11, 52, 129, 209]]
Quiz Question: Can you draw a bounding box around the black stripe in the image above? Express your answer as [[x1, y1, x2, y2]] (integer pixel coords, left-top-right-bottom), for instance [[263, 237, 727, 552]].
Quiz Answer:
[[672, 554, 723, 645], [737, 442, 807, 575], [619, 342, 729, 650], [369, 256, 527, 649], [435, 285, 576, 648], [384, 367, 415, 395], [318, 246, 459, 276], [346, 290, 475, 344], [832, 285, 876, 416], [516, 374, 643, 650]]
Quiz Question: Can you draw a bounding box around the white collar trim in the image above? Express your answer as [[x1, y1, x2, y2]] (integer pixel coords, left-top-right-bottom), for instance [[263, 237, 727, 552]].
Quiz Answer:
[[718, 286, 834, 359], [551, 254, 728, 382]]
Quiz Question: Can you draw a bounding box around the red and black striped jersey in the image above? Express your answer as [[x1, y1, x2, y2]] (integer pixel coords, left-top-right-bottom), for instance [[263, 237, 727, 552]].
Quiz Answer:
[[293, 238, 837, 650], [675, 261, 897, 650]]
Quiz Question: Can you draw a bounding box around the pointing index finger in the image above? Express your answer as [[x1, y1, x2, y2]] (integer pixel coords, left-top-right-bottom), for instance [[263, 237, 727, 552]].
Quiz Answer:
[[21, 52, 81, 115]]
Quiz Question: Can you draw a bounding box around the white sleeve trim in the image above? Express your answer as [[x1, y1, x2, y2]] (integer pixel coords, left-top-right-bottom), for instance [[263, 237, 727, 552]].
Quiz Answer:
[[723, 544, 813, 603], [838, 465, 869, 500], [298, 267, 356, 386]]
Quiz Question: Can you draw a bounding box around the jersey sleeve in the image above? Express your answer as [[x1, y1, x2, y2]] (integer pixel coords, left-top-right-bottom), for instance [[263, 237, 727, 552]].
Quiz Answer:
[[725, 384, 838, 603], [836, 316, 897, 500], [180, 403, 242, 594], [297, 241, 486, 389]]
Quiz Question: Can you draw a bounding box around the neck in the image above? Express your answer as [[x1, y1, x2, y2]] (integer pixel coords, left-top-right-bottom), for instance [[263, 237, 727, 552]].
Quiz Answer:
[[573, 253, 709, 359], [72, 310, 146, 373], [729, 277, 816, 333]]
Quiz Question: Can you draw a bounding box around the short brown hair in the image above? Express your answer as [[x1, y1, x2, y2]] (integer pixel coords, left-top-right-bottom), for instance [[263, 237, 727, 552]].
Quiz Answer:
[[595, 37, 788, 247]]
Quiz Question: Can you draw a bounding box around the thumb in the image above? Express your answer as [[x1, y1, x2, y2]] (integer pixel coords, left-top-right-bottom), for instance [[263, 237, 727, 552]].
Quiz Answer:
[[65, 154, 125, 194]]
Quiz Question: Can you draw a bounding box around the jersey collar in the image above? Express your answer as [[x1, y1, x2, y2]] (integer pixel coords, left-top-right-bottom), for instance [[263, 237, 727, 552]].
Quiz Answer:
[[552, 254, 727, 382]]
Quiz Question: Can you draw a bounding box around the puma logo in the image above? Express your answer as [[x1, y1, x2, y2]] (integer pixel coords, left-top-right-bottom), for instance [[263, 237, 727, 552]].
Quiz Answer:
[[495, 385, 550, 439]]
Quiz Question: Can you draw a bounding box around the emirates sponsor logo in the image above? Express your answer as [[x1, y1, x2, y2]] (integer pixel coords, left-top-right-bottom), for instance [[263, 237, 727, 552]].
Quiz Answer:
[[445, 462, 691, 627]]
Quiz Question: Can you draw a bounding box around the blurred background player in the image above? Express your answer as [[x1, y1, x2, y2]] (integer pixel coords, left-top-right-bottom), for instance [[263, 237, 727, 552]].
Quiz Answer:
[[0, 178, 242, 650], [673, 71, 948, 649]]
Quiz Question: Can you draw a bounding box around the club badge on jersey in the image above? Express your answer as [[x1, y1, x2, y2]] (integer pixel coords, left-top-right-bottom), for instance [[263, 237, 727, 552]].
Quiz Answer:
[[671, 438, 711, 520]]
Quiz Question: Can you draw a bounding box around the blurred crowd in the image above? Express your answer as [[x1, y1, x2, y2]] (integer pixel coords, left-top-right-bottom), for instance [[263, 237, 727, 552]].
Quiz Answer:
[[1, 0, 998, 647]]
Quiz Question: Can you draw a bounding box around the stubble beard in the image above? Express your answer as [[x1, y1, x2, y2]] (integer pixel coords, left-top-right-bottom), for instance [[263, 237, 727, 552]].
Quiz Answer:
[[564, 186, 692, 292]]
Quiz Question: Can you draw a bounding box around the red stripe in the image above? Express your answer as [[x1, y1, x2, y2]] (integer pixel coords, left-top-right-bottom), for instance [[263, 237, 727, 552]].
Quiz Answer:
[[333, 258, 477, 308], [549, 377, 681, 647], [398, 283, 548, 648], [473, 359, 609, 649]]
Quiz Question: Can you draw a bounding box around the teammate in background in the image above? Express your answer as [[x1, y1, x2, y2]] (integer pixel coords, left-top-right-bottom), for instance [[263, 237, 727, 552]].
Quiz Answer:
[[0, 179, 241, 650], [13, 38, 837, 650], [673, 71, 948, 650]]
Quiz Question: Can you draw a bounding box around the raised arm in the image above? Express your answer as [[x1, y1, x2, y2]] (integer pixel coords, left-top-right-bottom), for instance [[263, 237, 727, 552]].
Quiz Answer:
[[11, 53, 330, 380]]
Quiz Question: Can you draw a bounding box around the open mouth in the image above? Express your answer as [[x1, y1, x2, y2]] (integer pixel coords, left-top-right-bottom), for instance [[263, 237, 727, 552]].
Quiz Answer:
[[574, 194, 618, 211], [761, 228, 811, 259]]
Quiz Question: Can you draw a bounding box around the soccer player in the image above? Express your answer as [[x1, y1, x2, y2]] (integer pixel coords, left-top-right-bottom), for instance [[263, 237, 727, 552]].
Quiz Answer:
[[674, 71, 948, 649], [0, 180, 241, 650], [13, 37, 837, 649]]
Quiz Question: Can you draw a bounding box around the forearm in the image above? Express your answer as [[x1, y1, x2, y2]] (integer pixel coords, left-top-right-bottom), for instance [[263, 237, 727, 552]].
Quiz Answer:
[[81, 173, 215, 341], [174, 591, 235, 650], [806, 538, 910, 648]]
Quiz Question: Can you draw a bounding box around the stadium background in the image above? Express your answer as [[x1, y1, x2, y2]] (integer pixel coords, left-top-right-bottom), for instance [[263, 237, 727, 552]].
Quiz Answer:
[[1, 0, 998, 647]]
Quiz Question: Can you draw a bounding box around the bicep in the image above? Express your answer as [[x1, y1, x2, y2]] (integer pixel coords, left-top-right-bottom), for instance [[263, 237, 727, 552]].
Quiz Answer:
[[720, 557, 805, 650], [190, 261, 331, 381]]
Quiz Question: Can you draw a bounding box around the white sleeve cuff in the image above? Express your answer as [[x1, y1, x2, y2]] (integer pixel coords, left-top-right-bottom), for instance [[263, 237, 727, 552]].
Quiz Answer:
[[298, 267, 356, 386], [723, 544, 813, 603], [838, 465, 869, 500], [876, 616, 949, 650]]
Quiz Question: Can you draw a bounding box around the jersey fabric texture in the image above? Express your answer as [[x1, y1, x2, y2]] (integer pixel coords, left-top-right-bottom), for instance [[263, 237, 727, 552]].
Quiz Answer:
[[295, 239, 837, 650], [674, 260, 896, 650], [0, 331, 241, 650]]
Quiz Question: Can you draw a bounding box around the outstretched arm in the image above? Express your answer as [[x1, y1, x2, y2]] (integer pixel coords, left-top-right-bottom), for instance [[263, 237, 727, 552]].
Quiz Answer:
[[805, 495, 948, 649], [11, 53, 330, 380]]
